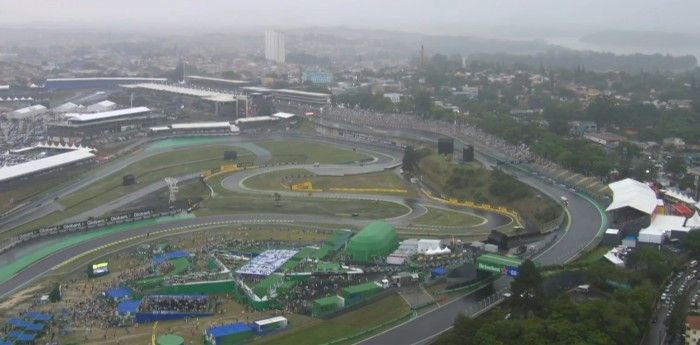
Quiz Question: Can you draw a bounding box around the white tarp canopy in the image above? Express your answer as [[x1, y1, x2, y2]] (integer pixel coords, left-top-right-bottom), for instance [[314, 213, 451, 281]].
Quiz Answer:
[[0, 149, 95, 182], [638, 214, 689, 244], [603, 252, 625, 266], [687, 212, 700, 229], [606, 178, 657, 215], [662, 189, 697, 205]]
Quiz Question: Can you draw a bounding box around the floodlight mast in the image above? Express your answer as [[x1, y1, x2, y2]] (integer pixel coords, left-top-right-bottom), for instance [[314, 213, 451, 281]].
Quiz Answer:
[[164, 177, 179, 204]]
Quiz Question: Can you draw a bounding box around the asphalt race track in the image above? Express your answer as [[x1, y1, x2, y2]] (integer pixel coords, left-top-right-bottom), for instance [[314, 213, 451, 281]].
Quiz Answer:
[[0, 128, 605, 344]]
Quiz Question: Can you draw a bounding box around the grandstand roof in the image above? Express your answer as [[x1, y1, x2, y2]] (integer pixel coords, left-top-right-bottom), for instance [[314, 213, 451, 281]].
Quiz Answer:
[[64, 106, 150, 122], [171, 122, 231, 129], [149, 126, 171, 132], [233, 116, 278, 124], [606, 178, 657, 215], [185, 75, 251, 85], [122, 83, 239, 102], [272, 112, 295, 119], [46, 77, 167, 82], [275, 89, 331, 97], [0, 149, 95, 183], [241, 86, 272, 93]]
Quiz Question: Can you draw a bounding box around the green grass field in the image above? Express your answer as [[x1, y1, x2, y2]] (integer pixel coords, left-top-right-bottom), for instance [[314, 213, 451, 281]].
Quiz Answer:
[[60, 145, 254, 207], [418, 154, 562, 229], [257, 140, 371, 164], [199, 194, 410, 220], [412, 206, 486, 227], [4, 146, 254, 236], [257, 294, 410, 345], [243, 169, 415, 196]]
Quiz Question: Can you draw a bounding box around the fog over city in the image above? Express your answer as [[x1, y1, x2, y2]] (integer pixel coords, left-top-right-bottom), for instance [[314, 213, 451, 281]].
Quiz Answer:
[[1, 0, 698, 36]]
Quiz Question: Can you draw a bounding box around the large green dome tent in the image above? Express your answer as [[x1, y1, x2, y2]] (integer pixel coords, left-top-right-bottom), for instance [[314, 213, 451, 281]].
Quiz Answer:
[[346, 222, 399, 261]]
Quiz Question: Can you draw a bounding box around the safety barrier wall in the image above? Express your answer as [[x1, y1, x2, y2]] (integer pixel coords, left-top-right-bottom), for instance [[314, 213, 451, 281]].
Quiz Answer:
[[0, 209, 162, 255], [420, 189, 523, 227]]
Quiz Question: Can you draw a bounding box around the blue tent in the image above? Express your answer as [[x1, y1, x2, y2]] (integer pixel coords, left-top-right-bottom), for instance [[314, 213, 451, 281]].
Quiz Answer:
[[17, 333, 36, 341], [431, 268, 447, 277], [31, 313, 52, 322], [207, 322, 253, 339], [164, 251, 189, 260], [15, 321, 32, 329], [5, 318, 22, 326], [106, 287, 132, 300], [151, 257, 166, 264], [0, 341, 14, 345], [25, 323, 45, 332], [6, 330, 22, 338], [116, 300, 141, 315], [25, 312, 52, 322]]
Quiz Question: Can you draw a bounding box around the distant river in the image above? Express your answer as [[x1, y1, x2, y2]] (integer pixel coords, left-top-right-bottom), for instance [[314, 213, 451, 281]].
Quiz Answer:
[[547, 36, 700, 60]]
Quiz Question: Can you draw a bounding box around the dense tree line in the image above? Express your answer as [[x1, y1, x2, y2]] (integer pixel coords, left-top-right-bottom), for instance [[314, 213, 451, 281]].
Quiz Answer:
[[435, 260, 663, 345], [470, 51, 697, 73]]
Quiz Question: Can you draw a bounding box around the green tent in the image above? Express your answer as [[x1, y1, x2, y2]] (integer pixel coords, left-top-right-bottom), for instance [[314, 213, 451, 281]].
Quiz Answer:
[[346, 222, 399, 261], [312, 295, 345, 317]]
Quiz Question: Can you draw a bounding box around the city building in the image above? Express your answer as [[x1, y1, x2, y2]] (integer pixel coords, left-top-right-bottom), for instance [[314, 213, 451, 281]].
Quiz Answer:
[[685, 315, 700, 345], [570, 121, 598, 135], [265, 30, 286, 64], [383, 93, 403, 103], [302, 72, 333, 84]]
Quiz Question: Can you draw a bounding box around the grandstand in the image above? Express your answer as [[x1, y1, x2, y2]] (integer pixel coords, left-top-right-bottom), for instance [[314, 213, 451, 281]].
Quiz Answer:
[[0, 148, 95, 183], [148, 122, 240, 136], [122, 83, 248, 117], [44, 77, 167, 90], [239, 87, 331, 115], [184, 75, 253, 90], [233, 115, 279, 128], [48, 107, 163, 139]]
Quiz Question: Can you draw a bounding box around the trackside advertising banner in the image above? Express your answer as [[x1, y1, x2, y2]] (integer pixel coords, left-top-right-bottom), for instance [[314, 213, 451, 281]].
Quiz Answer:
[[13, 210, 154, 246]]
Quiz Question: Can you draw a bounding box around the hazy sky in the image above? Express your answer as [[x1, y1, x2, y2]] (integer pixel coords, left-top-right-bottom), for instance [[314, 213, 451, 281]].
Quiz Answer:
[[1, 0, 698, 37]]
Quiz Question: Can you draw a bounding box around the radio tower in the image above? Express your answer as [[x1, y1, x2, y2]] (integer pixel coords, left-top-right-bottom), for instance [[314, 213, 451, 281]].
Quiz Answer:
[[420, 44, 424, 70], [164, 177, 179, 204]]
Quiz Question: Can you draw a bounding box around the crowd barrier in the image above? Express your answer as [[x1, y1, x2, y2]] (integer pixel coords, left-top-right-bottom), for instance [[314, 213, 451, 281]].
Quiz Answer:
[[420, 189, 523, 227], [0, 209, 163, 255]]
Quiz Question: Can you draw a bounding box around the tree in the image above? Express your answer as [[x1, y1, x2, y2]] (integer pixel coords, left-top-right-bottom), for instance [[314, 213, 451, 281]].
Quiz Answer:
[[665, 155, 687, 178], [682, 230, 700, 258], [413, 91, 433, 116], [509, 259, 544, 318], [401, 146, 420, 173]]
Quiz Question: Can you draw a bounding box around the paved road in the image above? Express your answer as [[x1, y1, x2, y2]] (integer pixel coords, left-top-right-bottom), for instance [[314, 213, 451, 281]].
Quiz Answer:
[[0, 213, 380, 299], [0, 128, 606, 344], [312, 123, 607, 345], [0, 134, 391, 231], [221, 163, 511, 229]]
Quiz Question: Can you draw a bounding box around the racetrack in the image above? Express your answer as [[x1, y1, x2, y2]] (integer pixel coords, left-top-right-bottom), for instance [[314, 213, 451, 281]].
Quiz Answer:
[[0, 126, 605, 344]]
